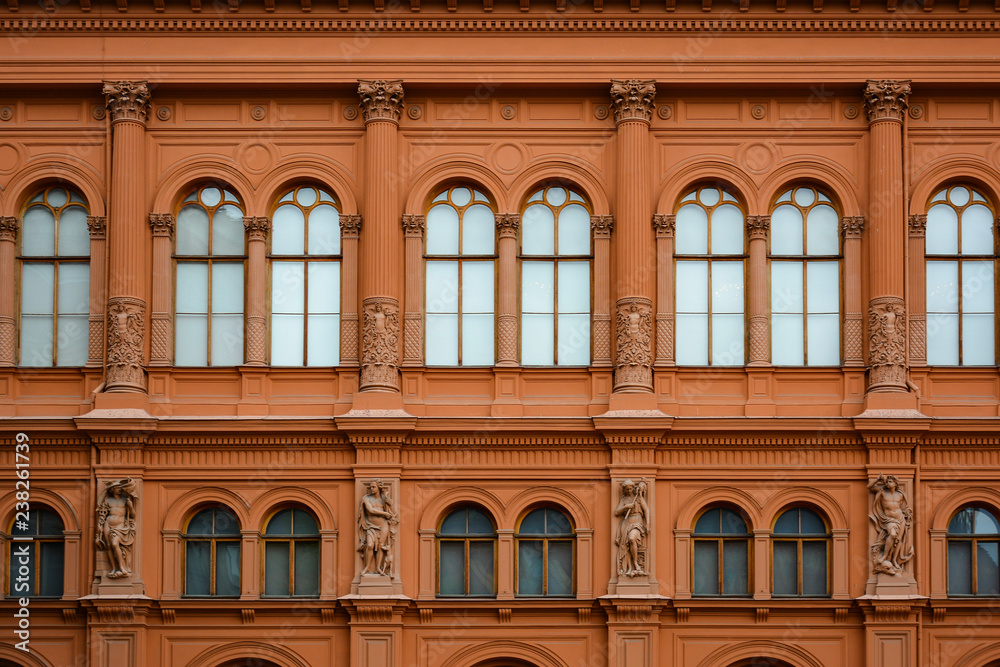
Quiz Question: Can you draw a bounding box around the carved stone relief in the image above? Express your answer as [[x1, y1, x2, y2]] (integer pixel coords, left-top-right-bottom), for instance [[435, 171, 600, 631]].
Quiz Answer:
[[102, 80, 151, 124], [614, 297, 653, 391], [868, 296, 907, 390], [358, 478, 397, 577], [358, 79, 405, 124], [87, 215, 108, 240], [591, 214, 614, 239], [495, 213, 519, 239], [341, 214, 363, 240], [868, 473, 913, 576], [614, 478, 649, 577], [95, 478, 138, 579], [361, 297, 400, 391], [609, 79, 656, 124], [863, 79, 911, 124], [106, 296, 146, 391]]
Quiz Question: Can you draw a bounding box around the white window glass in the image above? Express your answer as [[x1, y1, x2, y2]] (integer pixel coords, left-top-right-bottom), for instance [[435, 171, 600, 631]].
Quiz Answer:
[[522, 262, 554, 313], [272, 205, 305, 255], [21, 206, 55, 256], [928, 314, 960, 365], [522, 204, 555, 255], [807, 314, 841, 366], [962, 314, 994, 366], [711, 204, 744, 255], [711, 261, 744, 314], [770, 205, 803, 255], [675, 313, 708, 365], [272, 262, 305, 314], [462, 261, 494, 315], [772, 314, 804, 365], [212, 263, 244, 313], [462, 314, 494, 365], [462, 205, 495, 255], [558, 205, 591, 255], [58, 207, 90, 256], [522, 314, 554, 366], [676, 261, 708, 313], [175, 315, 208, 366], [426, 314, 458, 365], [962, 205, 994, 255], [22, 264, 55, 315], [176, 263, 209, 314], [806, 205, 840, 255], [426, 262, 459, 314], [308, 205, 341, 255], [558, 262, 590, 313], [927, 203, 959, 255], [711, 314, 744, 366], [675, 204, 708, 254], [771, 262, 804, 314], [426, 204, 459, 255], [56, 263, 90, 367], [176, 205, 210, 255], [557, 313, 590, 366], [806, 262, 840, 314], [926, 261, 958, 314], [271, 314, 305, 366]]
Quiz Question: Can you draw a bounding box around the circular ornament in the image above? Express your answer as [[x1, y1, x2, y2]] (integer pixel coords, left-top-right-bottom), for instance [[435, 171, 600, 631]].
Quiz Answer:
[[657, 104, 672, 120], [909, 104, 924, 120], [0, 107, 12, 122], [156, 106, 172, 121], [843, 104, 859, 120], [250, 105, 267, 121], [92, 106, 106, 121], [407, 105, 423, 120], [501, 104, 517, 120], [594, 105, 609, 120], [751, 104, 766, 120], [344, 105, 359, 121]]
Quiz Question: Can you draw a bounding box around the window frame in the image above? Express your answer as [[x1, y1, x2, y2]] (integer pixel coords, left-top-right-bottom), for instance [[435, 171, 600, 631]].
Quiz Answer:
[[261, 507, 321, 598], [691, 505, 753, 597], [514, 506, 576, 597], [7, 506, 64, 598], [182, 506, 242, 598], [947, 504, 1000, 597], [770, 506, 831, 598], [436, 506, 498, 598]]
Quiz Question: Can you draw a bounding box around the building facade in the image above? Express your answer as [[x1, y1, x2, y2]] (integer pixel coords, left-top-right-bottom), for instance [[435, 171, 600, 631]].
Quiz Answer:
[[1, 3, 1000, 666]]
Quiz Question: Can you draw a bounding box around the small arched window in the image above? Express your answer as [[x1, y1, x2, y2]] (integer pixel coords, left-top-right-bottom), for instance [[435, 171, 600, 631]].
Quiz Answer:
[[674, 186, 745, 366], [516, 507, 574, 596], [174, 185, 246, 366], [425, 186, 496, 366], [437, 506, 496, 597], [772, 507, 829, 596], [263, 508, 320, 597], [184, 506, 241, 597], [269, 186, 341, 366], [926, 185, 996, 365], [520, 186, 592, 366], [948, 505, 1000, 596], [769, 186, 841, 366], [7, 507, 64, 597], [18, 186, 90, 367], [693, 506, 750, 596]]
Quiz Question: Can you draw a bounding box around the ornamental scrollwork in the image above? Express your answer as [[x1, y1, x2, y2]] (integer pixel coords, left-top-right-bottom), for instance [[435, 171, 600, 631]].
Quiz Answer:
[[614, 297, 653, 390], [361, 297, 400, 391], [867, 296, 907, 390], [106, 297, 146, 391]]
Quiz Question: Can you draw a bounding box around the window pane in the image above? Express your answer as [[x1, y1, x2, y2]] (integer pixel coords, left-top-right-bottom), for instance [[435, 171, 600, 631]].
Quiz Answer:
[[308, 262, 340, 314], [56, 314, 88, 367], [807, 314, 840, 366], [212, 263, 244, 313], [22, 263, 55, 314], [522, 314, 554, 366], [558, 262, 590, 314], [771, 262, 803, 314], [927, 204, 958, 255], [187, 509, 215, 535], [950, 507, 974, 534], [693, 541, 719, 595], [802, 541, 827, 596], [22, 206, 55, 256], [975, 509, 1000, 534], [517, 540, 543, 595], [522, 261, 554, 313], [695, 508, 721, 534], [721, 508, 748, 534], [772, 541, 797, 595], [267, 509, 293, 534], [213, 507, 240, 535], [806, 262, 839, 313], [272, 204, 305, 255], [771, 314, 804, 366], [176, 263, 209, 313], [175, 315, 208, 366], [926, 261, 959, 314], [271, 314, 304, 366], [927, 314, 959, 366], [676, 261, 709, 313], [58, 206, 91, 256], [57, 263, 89, 314], [722, 539, 749, 595], [462, 314, 494, 366], [216, 541, 241, 596], [712, 261, 744, 314], [440, 510, 467, 535], [307, 314, 339, 366], [39, 541, 63, 597], [545, 187, 567, 206], [520, 509, 545, 534], [439, 542, 464, 595], [548, 541, 573, 595], [212, 205, 244, 255], [961, 204, 994, 255], [711, 204, 744, 255], [462, 204, 495, 255], [294, 541, 320, 596], [675, 313, 708, 365], [10, 542, 36, 596], [426, 262, 459, 314], [558, 204, 591, 255], [294, 510, 319, 535], [962, 314, 994, 366], [468, 508, 495, 535], [771, 205, 803, 256], [468, 541, 495, 595], [309, 204, 341, 255], [978, 542, 1000, 595], [948, 540, 973, 595], [806, 204, 839, 255], [558, 314, 590, 366], [39, 510, 63, 535], [426, 314, 458, 365], [462, 261, 494, 313], [546, 509, 572, 535], [20, 315, 52, 366], [711, 314, 744, 366], [800, 509, 827, 534], [264, 541, 291, 596], [522, 204, 555, 255], [176, 205, 209, 255], [773, 510, 798, 534], [452, 187, 472, 207], [185, 541, 211, 595], [675, 204, 708, 254], [426, 205, 459, 255], [962, 260, 994, 313], [272, 262, 305, 314], [211, 314, 244, 366]]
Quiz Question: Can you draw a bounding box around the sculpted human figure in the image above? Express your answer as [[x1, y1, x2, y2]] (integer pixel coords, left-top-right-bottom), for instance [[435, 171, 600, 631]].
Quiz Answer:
[[868, 473, 913, 576], [614, 478, 649, 577], [95, 478, 137, 579], [357, 478, 397, 576]]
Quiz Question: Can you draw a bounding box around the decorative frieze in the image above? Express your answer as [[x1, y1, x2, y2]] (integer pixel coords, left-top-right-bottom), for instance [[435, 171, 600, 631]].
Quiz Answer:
[[614, 297, 653, 391], [868, 296, 907, 390], [609, 79, 656, 124], [864, 79, 911, 124], [361, 296, 399, 391], [106, 296, 146, 391], [358, 79, 404, 124], [102, 80, 151, 124]]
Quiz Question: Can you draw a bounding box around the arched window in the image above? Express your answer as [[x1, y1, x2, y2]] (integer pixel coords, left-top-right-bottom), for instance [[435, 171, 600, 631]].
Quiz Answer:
[[926, 185, 996, 365], [425, 186, 496, 366], [269, 186, 341, 366], [263, 507, 320, 597], [18, 186, 90, 367], [184, 506, 241, 597], [769, 186, 841, 366], [437, 506, 496, 597], [772, 507, 829, 596], [174, 185, 245, 366], [948, 505, 1000, 596], [674, 186, 745, 366], [7, 507, 63, 597], [693, 506, 750, 596], [516, 507, 574, 596], [520, 185, 591, 365]]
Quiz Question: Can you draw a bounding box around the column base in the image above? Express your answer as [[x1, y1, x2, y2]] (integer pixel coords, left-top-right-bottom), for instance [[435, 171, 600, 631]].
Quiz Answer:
[[862, 390, 919, 412]]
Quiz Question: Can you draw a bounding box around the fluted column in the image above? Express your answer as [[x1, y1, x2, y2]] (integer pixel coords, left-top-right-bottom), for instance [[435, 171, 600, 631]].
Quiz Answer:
[[610, 79, 656, 393], [592, 215, 614, 366], [148, 214, 174, 366], [86, 216, 108, 367], [842, 216, 865, 366], [402, 214, 425, 366], [358, 79, 404, 392], [864, 79, 911, 392], [340, 215, 362, 367], [103, 81, 151, 392], [496, 213, 520, 367], [746, 215, 770, 366], [0, 217, 18, 366], [243, 217, 270, 366], [652, 214, 674, 366], [908, 214, 927, 366]]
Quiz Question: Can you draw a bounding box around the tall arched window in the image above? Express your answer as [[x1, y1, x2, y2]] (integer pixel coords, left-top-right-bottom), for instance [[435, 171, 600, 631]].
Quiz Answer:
[[270, 186, 341, 366], [772, 507, 829, 596], [184, 506, 241, 597], [425, 186, 495, 366], [516, 507, 574, 596], [769, 186, 841, 366], [520, 186, 591, 366], [948, 505, 1000, 596], [675, 186, 745, 366], [263, 507, 320, 597], [18, 187, 90, 367], [7, 507, 64, 597], [174, 185, 245, 366], [437, 506, 496, 597], [693, 506, 750, 596], [926, 185, 996, 365]]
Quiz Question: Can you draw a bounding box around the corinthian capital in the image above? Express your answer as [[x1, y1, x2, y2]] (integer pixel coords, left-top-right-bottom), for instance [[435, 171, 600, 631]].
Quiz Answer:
[[358, 80, 404, 124], [243, 216, 271, 241], [495, 214, 519, 238], [864, 80, 911, 124], [609, 79, 656, 124], [102, 81, 151, 124], [0, 216, 18, 242], [746, 215, 770, 241]]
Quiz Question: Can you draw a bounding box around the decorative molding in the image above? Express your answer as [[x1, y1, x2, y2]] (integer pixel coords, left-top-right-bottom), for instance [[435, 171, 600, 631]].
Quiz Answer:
[[593, 313, 612, 363], [655, 313, 673, 364], [748, 315, 769, 364], [497, 314, 518, 364], [341, 214, 363, 239], [496, 213, 519, 238], [868, 473, 914, 577], [498, 608, 512, 623], [403, 312, 422, 364], [614, 296, 653, 391], [106, 296, 146, 391], [241, 608, 255, 624], [746, 214, 769, 241], [0, 216, 18, 242], [863, 79, 911, 124], [908, 213, 927, 238], [95, 477, 138, 580], [652, 213, 674, 238], [676, 607, 690, 623], [102, 80, 151, 124], [61, 609, 77, 624], [841, 215, 864, 239], [243, 216, 271, 241], [361, 296, 399, 391], [150, 314, 171, 365], [578, 607, 591, 624], [867, 296, 906, 391], [0, 315, 16, 365], [87, 215, 107, 240], [95, 605, 135, 624], [401, 213, 425, 238], [351, 604, 394, 623], [591, 214, 613, 238], [148, 213, 174, 238], [246, 315, 266, 363], [419, 608, 433, 624], [614, 604, 653, 623], [756, 608, 769, 623], [357, 79, 404, 124], [609, 79, 656, 124], [341, 312, 360, 365], [844, 315, 864, 364], [909, 314, 926, 364]]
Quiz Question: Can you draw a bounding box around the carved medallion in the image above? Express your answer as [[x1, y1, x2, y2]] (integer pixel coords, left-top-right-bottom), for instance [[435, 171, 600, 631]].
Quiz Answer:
[[106, 296, 146, 392], [358, 79, 405, 124], [361, 296, 400, 391], [102, 80, 151, 124], [614, 297, 653, 391], [867, 296, 907, 391], [609, 79, 656, 124], [652, 214, 674, 238]]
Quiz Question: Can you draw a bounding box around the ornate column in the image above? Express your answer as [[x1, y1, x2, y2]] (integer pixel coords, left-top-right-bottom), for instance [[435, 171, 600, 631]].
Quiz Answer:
[[243, 217, 270, 366], [907, 214, 927, 366], [842, 216, 865, 366], [0, 217, 18, 366], [103, 81, 151, 393], [592, 215, 614, 366], [652, 214, 674, 366], [610, 79, 656, 393], [358, 80, 404, 392], [340, 214, 362, 367], [86, 216, 108, 367], [864, 79, 911, 393], [496, 213, 519, 366], [746, 215, 770, 366], [148, 214, 174, 366], [401, 214, 425, 366]]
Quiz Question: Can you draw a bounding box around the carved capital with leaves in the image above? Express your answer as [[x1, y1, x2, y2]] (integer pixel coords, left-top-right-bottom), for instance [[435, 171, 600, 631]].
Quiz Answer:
[[908, 214, 927, 238], [341, 214, 363, 240], [243, 216, 271, 242], [591, 215, 614, 238], [864, 79, 911, 124], [495, 213, 519, 239], [358, 79, 404, 124], [0, 216, 18, 242], [148, 213, 173, 239], [652, 214, 674, 238], [86, 216, 107, 240], [746, 215, 770, 241], [402, 214, 426, 238], [841, 216, 865, 239], [609, 79, 656, 124], [102, 80, 151, 124]]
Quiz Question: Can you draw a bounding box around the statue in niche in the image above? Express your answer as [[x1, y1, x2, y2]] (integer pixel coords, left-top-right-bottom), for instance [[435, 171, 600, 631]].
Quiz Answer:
[[614, 478, 649, 577], [868, 473, 913, 576], [95, 478, 137, 579], [357, 478, 397, 577]]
